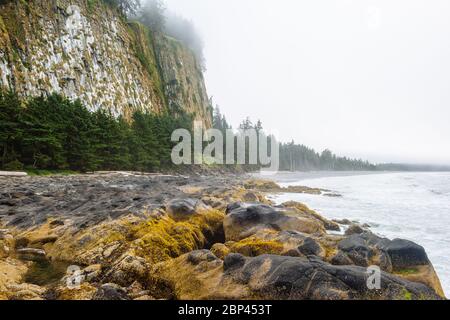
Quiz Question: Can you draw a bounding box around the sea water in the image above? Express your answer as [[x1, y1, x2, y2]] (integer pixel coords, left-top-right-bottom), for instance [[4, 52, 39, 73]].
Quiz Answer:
[[265, 171, 450, 297]]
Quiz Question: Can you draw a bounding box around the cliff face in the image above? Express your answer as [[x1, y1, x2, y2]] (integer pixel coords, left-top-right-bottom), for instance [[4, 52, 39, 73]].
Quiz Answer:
[[0, 0, 211, 125]]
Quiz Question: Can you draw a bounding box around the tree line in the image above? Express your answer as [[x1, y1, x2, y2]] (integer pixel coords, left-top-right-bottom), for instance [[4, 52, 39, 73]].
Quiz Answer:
[[279, 143, 376, 171], [212, 107, 376, 172], [0, 90, 192, 172], [0, 91, 376, 173]]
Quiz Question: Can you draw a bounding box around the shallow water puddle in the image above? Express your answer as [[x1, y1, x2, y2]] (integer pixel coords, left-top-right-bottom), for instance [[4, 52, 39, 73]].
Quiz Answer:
[[19, 255, 70, 287]]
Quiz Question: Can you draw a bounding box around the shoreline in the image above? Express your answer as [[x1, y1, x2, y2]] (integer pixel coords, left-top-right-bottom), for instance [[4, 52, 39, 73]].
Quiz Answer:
[[252, 170, 450, 184], [267, 172, 450, 298], [0, 173, 446, 300]]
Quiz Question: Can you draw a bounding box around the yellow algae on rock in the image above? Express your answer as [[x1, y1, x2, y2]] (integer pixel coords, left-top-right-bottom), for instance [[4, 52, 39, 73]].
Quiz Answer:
[[226, 237, 284, 257], [394, 265, 445, 298], [130, 209, 224, 264]]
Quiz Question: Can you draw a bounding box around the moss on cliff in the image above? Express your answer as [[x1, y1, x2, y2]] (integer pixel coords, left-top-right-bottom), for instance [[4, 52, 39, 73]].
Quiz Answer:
[[0, 0, 212, 126], [127, 21, 167, 111]]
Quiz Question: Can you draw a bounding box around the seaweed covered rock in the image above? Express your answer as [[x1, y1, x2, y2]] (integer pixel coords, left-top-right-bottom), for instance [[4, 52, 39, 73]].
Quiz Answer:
[[44, 205, 224, 267], [224, 203, 325, 242], [338, 233, 430, 271], [336, 232, 444, 297], [243, 179, 329, 195], [222, 230, 327, 259], [150, 250, 442, 300], [210, 243, 231, 260], [223, 254, 441, 300], [102, 253, 149, 287], [282, 201, 340, 231]]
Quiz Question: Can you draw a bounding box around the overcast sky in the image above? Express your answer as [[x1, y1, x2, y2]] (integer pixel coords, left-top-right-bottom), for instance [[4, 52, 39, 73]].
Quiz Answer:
[[164, 0, 450, 165]]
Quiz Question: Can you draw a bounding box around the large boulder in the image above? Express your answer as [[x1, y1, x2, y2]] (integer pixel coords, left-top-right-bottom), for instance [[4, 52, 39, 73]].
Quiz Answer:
[[282, 201, 340, 231], [149, 250, 442, 300], [166, 198, 208, 220], [223, 254, 441, 300], [337, 232, 444, 297], [338, 233, 430, 270], [379, 239, 429, 269], [224, 203, 325, 242], [223, 230, 326, 259], [345, 224, 365, 236], [102, 253, 149, 287]]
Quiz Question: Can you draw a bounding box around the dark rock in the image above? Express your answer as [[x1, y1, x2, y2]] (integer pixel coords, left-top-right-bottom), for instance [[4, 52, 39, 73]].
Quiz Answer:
[[242, 192, 259, 202], [284, 248, 302, 257], [15, 237, 30, 249], [345, 224, 365, 236], [166, 198, 207, 219], [331, 251, 354, 266], [30, 235, 58, 245], [323, 193, 343, 198], [223, 253, 247, 271], [0, 174, 235, 231], [226, 202, 247, 214], [379, 239, 429, 270], [49, 220, 65, 227], [227, 254, 441, 300], [338, 233, 430, 271], [298, 237, 321, 256], [93, 283, 131, 300], [338, 234, 370, 252], [224, 203, 324, 241], [187, 250, 220, 265], [103, 254, 149, 287], [0, 199, 16, 207], [338, 234, 374, 267]]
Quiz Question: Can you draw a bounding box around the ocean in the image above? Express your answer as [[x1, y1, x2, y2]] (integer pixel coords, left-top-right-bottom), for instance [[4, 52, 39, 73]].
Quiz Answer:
[[262, 171, 450, 297]]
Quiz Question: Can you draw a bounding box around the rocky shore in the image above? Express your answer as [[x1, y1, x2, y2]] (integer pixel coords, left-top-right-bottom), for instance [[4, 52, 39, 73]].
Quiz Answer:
[[0, 173, 445, 300]]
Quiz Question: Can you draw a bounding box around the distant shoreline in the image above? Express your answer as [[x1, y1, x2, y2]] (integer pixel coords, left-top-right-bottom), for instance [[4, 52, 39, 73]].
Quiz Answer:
[[253, 170, 450, 184]]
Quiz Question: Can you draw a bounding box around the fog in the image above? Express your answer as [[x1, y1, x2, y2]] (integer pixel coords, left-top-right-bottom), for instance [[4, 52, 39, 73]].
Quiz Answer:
[[163, 0, 450, 165]]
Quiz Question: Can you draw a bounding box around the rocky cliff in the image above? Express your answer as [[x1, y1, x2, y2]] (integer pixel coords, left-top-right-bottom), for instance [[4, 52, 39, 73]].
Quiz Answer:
[[0, 0, 211, 125]]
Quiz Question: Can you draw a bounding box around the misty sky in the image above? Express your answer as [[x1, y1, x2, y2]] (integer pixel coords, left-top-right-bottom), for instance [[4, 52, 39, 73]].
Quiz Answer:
[[163, 0, 450, 165]]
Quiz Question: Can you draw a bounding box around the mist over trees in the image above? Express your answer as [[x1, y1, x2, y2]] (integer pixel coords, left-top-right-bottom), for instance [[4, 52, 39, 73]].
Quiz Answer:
[[135, 0, 166, 32], [135, 0, 206, 70], [95, 1, 206, 69], [211, 108, 375, 172], [279, 143, 375, 171], [164, 11, 206, 71], [103, 0, 141, 16]]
